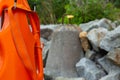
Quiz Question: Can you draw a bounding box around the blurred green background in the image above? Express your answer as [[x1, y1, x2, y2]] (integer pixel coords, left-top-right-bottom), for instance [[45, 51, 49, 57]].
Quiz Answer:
[[28, 0, 120, 24]]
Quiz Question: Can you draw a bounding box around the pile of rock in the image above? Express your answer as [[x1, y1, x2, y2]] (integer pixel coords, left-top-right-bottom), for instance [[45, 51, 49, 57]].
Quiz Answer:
[[40, 18, 120, 80], [76, 18, 120, 80]]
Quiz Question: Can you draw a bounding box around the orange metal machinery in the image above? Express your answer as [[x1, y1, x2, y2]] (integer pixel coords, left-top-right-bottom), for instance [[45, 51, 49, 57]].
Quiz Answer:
[[0, 0, 43, 80]]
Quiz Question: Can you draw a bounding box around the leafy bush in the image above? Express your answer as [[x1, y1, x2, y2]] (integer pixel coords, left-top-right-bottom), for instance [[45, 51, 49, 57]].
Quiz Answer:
[[52, 0, 69, 23], [62, 0, 120, 24], [28, 0, 56, 24], [114, 0, 120, 8], [28, 0, 120, 24], [28, 0, 69, 24]]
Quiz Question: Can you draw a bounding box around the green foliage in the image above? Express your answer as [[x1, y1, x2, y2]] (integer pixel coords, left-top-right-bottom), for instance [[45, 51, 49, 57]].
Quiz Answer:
[[27, 0, 34, 10], [28, 0, 120, 24], [28, 0, 69, 24], [37, 0, 55, 24], [62, 0, 120, 24], [28, 0, 55, 24], [114, 0, 120, 8], [52, 0, 69, 23]]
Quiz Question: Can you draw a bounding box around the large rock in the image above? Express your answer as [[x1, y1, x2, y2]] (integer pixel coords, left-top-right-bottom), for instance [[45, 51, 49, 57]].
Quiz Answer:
[[40, 24, 59, 31], [98, 57, 120, 73], [41, 38, 48, 44], [45, 25, 84, 78], [79, 31, 91, 52], [44, 74, 53, 80], [111, 21, 120, 29], [42, 41, 51, 59], [40, 38, 50, 59], [87, 27, 108, 51], [42, 41, 51, 67], [55, 77, 85, 80], [40, 38, 50, 67], [76, 58, 106, 80], [40, 24, 61, 40], [96, 18, 113, 30], [107, 48, 120, 66], [100, 26, 120, 51], [85, 50, 106, 62], [80, 18, 113, 32], [85, 50, 96, 59], [99, 71, 120, 80], [80, 19, 99, 32], [40, 28, 53, 40]]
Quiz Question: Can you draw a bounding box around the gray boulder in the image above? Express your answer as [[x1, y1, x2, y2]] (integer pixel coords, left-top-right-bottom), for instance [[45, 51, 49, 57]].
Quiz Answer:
[[40, 28, 53, 40], [43, 41, 51, 67], [85, 50, 96, 59], [100, 26, 120, 51], [80, 18, 113, 32], [40, 24, 59, 31], [41, 38, 48, 44], [97, 18, 113, 30], [41, 38, 50, 67], [99, 71, 120, 80], [80, 19, 99, 32], [55, 77, 85, 80], [40, 38, 50, 60], [107, 48, 120, 66], [76, 58, 106, 80], [98, 57, 120, 73], [44, 73, 53, 80], [111, 21, 120, 29], [40, 24, 61, 40], [87, 27, 108, 51], [45, 25, 84, 78]]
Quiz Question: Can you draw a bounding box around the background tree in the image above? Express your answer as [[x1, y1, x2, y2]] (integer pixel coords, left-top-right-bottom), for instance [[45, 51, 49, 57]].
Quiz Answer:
[[28, 0, 55, 24], [114, 0, 120, 8], [28, 0, 120, 24], [28, 0, 69, 24], [62, 0, 120, 24]]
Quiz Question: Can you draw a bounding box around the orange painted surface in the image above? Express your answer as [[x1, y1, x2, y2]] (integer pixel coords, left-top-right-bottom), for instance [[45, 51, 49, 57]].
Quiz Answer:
[[0, 0, 43, 80]]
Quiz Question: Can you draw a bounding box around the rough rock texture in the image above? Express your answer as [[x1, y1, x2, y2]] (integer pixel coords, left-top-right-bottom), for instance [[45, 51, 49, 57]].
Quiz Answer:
[[45, 25, 84, 78], [40, 28, 53, 40], [99, 71, 120, 80], [44, 73, 53, 80], [79, 32, 90, 52], [111, 21, 120, 29], [89, 49, 107, 63], [40, 24, 59, 31], [76, 58, 106, 80], [41, 38, 48, 44], [96, 18, 113, 30], [41, 38, 50, 67], [85, 50, 95, 59], [107, 48, 120, 66], [87, 27, 108, 51], [98, 57, 120, 73], [41, 19, 120, 80], [43, 41, 51, 67], [100, 26, 120, 51], [55, 77, 85, 80], [40, 25, 62, 40], [42, 41, 51, 59], [80, 20, 99, 32], [80, 18, 113, 32]]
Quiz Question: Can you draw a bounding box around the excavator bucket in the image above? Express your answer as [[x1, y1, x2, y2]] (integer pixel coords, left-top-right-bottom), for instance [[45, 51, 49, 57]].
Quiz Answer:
[[0, 0, 43, 80]]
